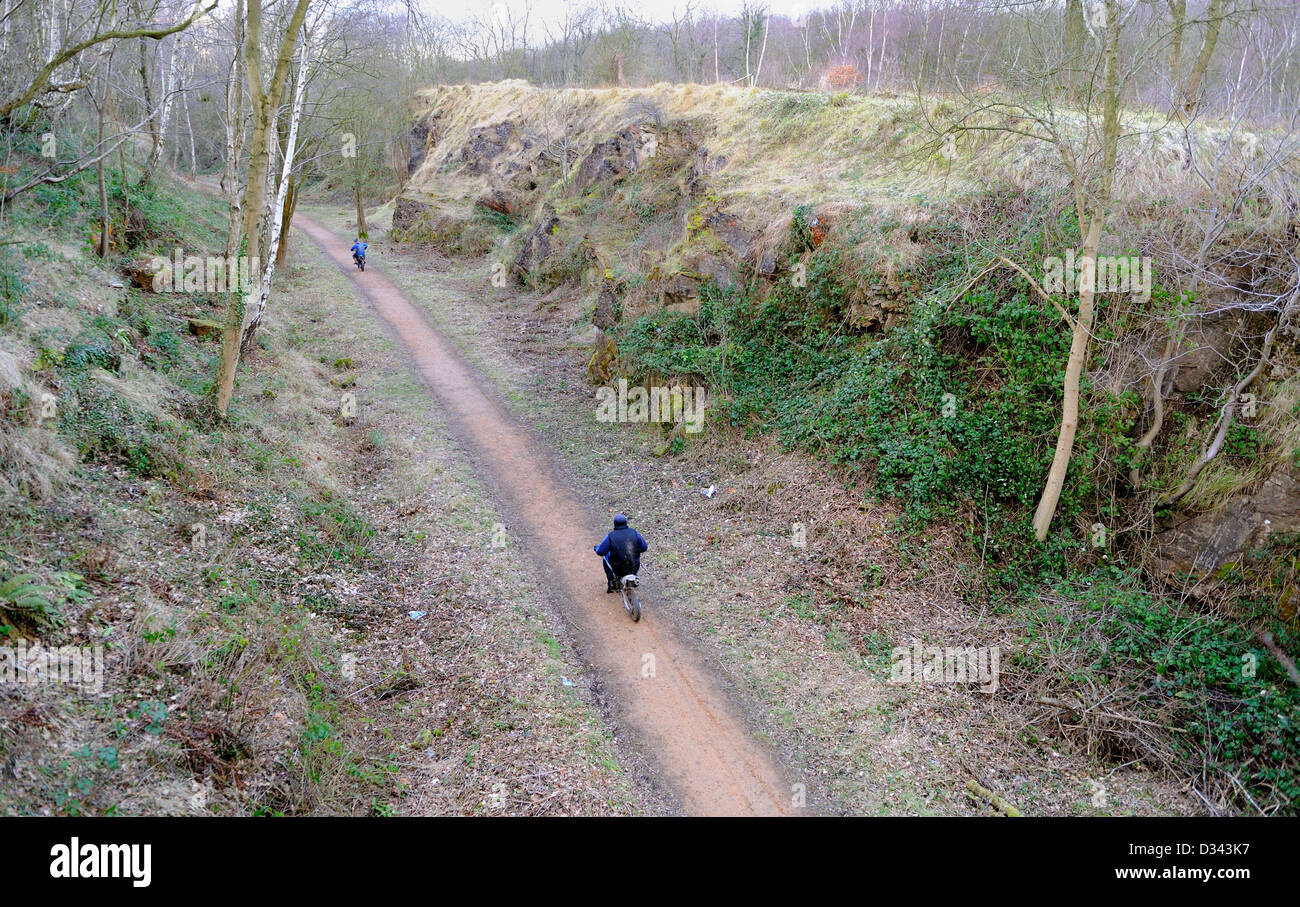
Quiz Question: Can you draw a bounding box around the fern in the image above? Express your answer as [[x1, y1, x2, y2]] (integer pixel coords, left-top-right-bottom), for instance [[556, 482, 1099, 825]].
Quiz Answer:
[[0, 569, 58, 629]]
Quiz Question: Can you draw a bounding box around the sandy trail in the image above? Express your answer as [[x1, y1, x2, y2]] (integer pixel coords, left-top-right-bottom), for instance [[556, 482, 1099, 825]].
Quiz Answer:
[[295, 215, 791, 816]]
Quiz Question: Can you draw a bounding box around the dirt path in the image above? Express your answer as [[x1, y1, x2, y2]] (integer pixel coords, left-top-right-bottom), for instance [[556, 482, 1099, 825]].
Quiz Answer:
[[294, 214, 791, 816]]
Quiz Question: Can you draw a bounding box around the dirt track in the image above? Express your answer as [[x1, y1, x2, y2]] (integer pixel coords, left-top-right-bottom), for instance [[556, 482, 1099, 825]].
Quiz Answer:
[[295, 214, 791, 816]]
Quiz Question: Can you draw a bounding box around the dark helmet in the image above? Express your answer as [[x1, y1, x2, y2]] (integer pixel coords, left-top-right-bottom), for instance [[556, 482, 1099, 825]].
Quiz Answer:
[[613, 513, 628, 529]]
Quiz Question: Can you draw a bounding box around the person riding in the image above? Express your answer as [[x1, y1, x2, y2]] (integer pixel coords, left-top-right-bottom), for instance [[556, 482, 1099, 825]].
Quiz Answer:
[[594, 514, 647, 594], [350, 238, 367, 262]]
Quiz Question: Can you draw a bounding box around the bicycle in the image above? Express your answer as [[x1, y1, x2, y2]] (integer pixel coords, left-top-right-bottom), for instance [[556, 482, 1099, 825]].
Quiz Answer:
[[605, 557, 642, 622], [618, 573, 642, 622]]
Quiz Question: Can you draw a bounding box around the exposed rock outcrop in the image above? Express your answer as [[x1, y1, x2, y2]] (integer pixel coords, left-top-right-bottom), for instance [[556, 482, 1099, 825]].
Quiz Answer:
[[1172, 312, 1249, 393], [448, 120, 518, 175], [477, 187, 522, 217], [573, 124, 657, 193], [512, 204, 561, 282], [704, 210, 754, 260], [391, 197, 434, 239], [1152, 461, 1300, 581], [406, 113, 438, 176], [592, 278, 619, 332]]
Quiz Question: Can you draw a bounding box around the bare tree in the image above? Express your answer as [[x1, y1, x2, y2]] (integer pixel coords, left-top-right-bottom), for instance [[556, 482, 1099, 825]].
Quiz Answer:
[[0, 0, 213, 124]]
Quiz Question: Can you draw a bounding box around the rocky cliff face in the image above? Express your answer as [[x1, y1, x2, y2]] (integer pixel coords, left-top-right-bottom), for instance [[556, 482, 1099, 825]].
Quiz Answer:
[[390, 82, 955, 336]]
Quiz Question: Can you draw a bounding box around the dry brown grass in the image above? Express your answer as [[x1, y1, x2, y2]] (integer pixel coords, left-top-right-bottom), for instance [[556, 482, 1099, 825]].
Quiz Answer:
[[0, 340, 75, 501], [408, 81, 1295, 244]]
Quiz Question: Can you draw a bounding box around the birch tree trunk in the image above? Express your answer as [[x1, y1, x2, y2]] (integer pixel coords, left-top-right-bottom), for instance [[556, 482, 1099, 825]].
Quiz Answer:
[[242, 32, 311, 356], [866, 5, 875, 90], [275, 174, 297, 266], [753, 12, 769, 87], [256, 100, 281, 266], [140, 32, 178, 186], [213, 0, 312, 419], [222, 0, 246, 260], [878, 25, 888, 90], [184, 73, 197, 178]]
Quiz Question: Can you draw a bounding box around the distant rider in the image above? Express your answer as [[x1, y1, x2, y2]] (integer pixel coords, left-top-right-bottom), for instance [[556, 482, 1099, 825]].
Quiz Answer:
[[350, 238, 367, 263], [594, 514, 648, 593]]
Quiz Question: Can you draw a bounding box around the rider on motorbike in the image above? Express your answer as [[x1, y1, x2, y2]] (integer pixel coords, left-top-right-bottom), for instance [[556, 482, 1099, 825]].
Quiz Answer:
[[594, 514, 648, 594]]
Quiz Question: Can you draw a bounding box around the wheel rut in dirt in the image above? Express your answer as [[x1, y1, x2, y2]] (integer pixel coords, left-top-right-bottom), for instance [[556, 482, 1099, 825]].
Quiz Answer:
[[294, 213, 791, 816]]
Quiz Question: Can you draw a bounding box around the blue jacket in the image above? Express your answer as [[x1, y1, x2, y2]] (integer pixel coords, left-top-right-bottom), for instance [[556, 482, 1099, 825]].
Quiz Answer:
[[595, 527, 648, 574], [351, 241, 367, 256]]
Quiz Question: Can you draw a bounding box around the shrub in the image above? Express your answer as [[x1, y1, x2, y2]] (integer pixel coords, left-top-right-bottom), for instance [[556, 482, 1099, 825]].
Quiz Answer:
[[824, 64, 862, 91]]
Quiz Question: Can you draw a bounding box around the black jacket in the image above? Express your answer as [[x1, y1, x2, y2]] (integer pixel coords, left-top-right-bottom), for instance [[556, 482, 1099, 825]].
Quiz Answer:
[[595, 527, 648, 575]]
